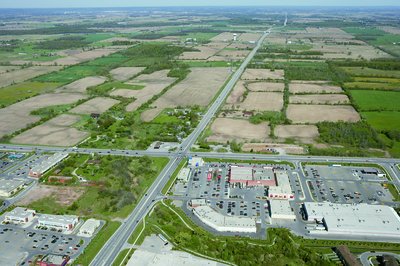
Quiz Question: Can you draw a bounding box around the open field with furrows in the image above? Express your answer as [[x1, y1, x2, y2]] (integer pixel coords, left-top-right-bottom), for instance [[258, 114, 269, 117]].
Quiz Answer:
[[350, 90, 400, 111], [110, 67, 145, 81], [241, 68, 284, 80], [0, 65, 20, 74], [379, 26, 400, 34], [179, 45, 224, 60], [341, 67, 400, 78], [289, 94, 350, 104], [247, 82, 285, 92], [216, 49, 250, 58], [0, 81, 62, 107], [287, 104, 360, 123], [70, 97, 120, 115], [238, 33, 261, 42], [141, 67, 230, 121], [11, 114, 88, 146], [289, 82, 343, 94], [122, 70, 177, 112], [274, 125, 319, 143], [0, 93, 86, 138], [226, 81, 246, 104], [210, 32, 236, 42], [237, 92, 283, 111], [311, 43, 390, 60], [56, 76, 107, 94], [207, 118, 270, 143], [0, 66, 62, 88]]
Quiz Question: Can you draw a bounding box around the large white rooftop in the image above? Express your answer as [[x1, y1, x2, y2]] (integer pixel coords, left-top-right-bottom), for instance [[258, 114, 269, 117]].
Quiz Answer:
[[304, 202, 400, 238], [0, 179, 25, 193]]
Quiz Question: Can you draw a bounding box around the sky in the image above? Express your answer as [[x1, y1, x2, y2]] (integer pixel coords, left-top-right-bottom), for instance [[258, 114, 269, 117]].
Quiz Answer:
[[1, 0, 400, 8]]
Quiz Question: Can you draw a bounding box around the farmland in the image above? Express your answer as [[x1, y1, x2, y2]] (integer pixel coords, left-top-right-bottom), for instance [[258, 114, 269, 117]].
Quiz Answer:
[[350, 90, 400, 111]]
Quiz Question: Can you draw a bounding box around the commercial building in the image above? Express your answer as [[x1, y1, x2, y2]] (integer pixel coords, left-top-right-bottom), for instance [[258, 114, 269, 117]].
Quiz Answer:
[[188, 157, 204, 168], [229, 166, 276, 188], [29, 152, 68, 178], [0, 179, 25, 197], [35, 255, 70, 266], [189, 199, 207, 207], [192, 205, 257, 233], [268, 171, 294, 200], [78, 219, 100, 237], [269, 200, 296, 220], [38, 214, 79, 231], [4, 207, 36, 224], [177, 167, 191, 183], [303, 202, 400, 239]]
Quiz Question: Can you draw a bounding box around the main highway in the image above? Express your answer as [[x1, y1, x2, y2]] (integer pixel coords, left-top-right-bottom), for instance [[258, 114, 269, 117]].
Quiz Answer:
[[0, 28, 399, 265]]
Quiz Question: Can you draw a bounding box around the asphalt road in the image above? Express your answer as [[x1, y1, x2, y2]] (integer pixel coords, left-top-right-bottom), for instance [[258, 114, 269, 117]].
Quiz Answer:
[[359, 251, 400, 266]]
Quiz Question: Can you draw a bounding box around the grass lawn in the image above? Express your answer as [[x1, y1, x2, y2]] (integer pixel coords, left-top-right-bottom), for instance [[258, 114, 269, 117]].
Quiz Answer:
[[88, 81, 144, 96], [389, 142, 400, 158], [350, 90, 400, 111], [152, 109, 181, 124], [112, 248, 136, 266], [73, 220, 121, 266], [362, 111, 400, 131], [180, 61, 236, 67], [161, 159, 186, 195], [0, 81, 61, 107]]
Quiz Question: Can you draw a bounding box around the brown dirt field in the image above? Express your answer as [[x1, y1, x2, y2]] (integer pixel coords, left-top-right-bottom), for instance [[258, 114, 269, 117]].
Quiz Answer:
[[18, 185, 85, 206], [238, 33, 261, 42], [0, 93, 87, 138], [53, 48, 121, 66], [217, 49, 249, 58], [274, 125, 319, 140], [141, 67, 230, 121], [287, 104, 360, 123], [311, 43, 390, 60], [289, 83, 343, 94], [242, 143, 306, 155], [123, 70, 176, 112], [0, 66, 62, 88], [110, 67, 145, 81], [247, 82, 284, 92], [226, 81, 246, 104], [207, 118, 270, 143], [289, 94, 350, 104], [0, 65, 20, 74], [70, 97, 120, 115], [56, 76, 107, 94], [379, 26, 400, 34], [11, 114, 88, 146], [241, 69, 284, 80], [211, 32, 237, 42], [239, 92, 283, 111], [179, 46, 220, 60], [227, 43, 253, 50]]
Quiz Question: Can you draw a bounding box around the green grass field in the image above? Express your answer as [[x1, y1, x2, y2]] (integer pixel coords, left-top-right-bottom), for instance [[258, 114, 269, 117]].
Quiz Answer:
[[362, 111, 400, 131], [341, 67, 400, 78], [350, 90, 400, 111], [35, 65, 104, 83], [0, 81, 61, 107], [344, 81, 400, 91]]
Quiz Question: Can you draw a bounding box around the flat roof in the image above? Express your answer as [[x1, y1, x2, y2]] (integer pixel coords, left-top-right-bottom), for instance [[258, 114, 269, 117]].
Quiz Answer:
[[230, 166, 276, 185], [270, 200, 295, 216], [5, 207, 35, 218], [0, 179, 25, 192], [177, 167, 190, 180], [38, 214, 78, 225], [30, 153, 68, 173], [268, 171, 292, 194], [79, 219, 100, 232], [304, 202, 400, 237]]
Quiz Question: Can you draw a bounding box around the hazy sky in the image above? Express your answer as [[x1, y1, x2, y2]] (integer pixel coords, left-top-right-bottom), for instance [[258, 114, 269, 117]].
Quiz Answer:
[[1, 0, 400, 8]]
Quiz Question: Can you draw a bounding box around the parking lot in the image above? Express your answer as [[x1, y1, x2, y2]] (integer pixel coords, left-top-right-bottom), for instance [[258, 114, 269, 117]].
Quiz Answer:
[[0, 223, 91, 265], [304, 165, 394, 204]]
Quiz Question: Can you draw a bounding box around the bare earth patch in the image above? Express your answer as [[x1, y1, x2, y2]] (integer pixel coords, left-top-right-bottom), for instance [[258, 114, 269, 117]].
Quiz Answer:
[[287, 104, 360, 123], [0, 66, 62, 88], [0, 93, 87, 138], [289, 82, 343, 94], [289, 94, 350, 104], [18, 185, 85, 206], [238, 33, 262, 42], [123, 70, 176, 112], [70, 97, 120, 115], [11, 114, 88, 146], [242, 143, 306, 155], [56, 76, 107, 94], [247, 82, 285, 92], [207, 118, 270, 143], [211, 32, 236, 42], [241, 69, 284, 80], [226, 81, 246, 104], [274, 125, 319, 144], [110, 67, 145, 81], [141, 67, 230, 121], [239, 92, 283, 111]]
